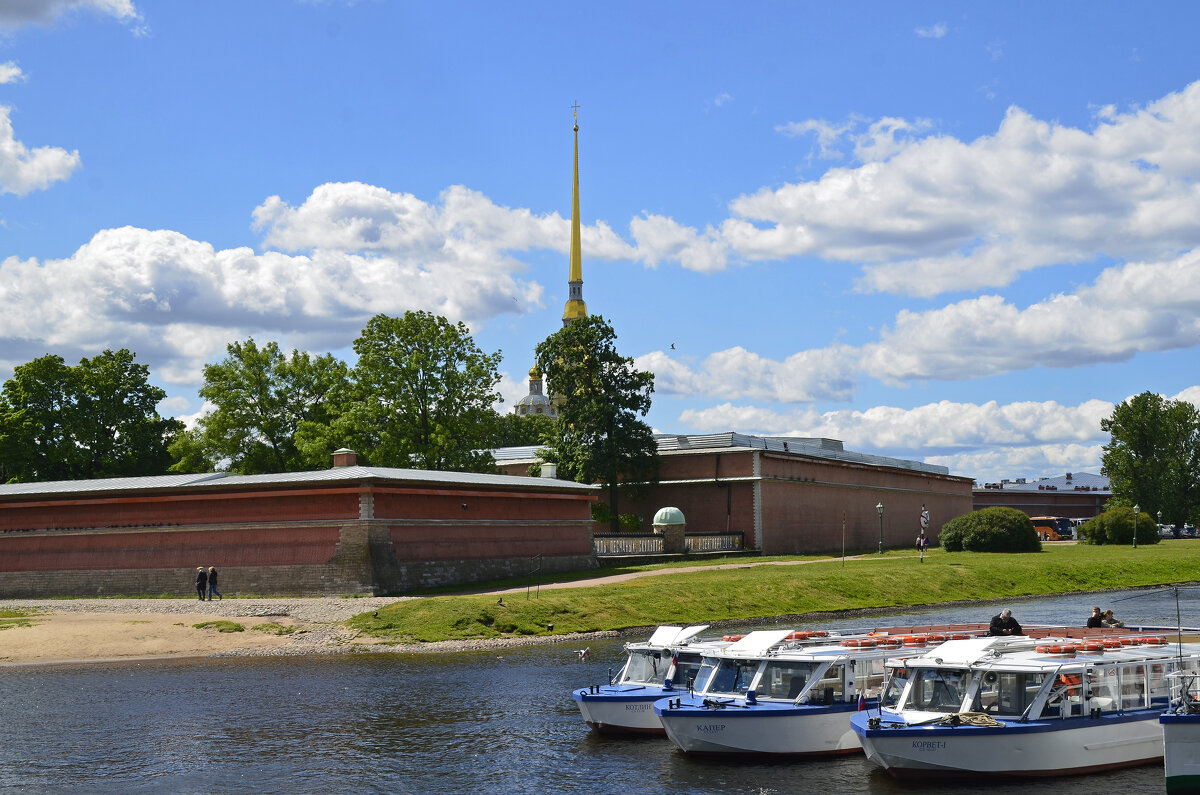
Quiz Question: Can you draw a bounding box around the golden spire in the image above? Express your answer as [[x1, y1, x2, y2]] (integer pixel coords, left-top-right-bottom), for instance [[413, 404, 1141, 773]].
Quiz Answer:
[[562, 102, 587, 326]]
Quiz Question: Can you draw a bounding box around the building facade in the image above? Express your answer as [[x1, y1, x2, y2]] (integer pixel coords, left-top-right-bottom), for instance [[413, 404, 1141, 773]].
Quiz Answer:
[[0, 452, 597, 598], [496, 433, 974, 554]]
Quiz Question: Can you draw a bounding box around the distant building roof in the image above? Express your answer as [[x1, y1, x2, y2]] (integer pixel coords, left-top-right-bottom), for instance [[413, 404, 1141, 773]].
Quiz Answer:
[[493, 431, 951, 476], [0, 465, 597, 500], [974, 471, 1110, 493]]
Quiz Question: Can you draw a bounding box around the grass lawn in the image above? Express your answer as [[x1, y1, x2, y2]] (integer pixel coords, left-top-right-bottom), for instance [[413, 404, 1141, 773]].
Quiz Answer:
[[347, 541, 1200, 643]]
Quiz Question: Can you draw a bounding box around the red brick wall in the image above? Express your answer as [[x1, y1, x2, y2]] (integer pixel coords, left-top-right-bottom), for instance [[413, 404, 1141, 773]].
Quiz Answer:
[[388, 523, 594, 561], [0, 488, 360, 531], [372, 488, 589, 521], [0, 526, 341, 571]]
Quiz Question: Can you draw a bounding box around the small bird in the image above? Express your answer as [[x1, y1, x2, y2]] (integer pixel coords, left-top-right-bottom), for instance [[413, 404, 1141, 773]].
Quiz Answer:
[[670, 343, 676, 350], [576, 647, 590, 660], [372, 611, 378, 619], [497, 597, 504, 606]]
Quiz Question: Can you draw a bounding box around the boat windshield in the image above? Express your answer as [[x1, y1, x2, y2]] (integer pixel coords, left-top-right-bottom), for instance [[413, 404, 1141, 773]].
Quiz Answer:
[[621, 649, 671, 685], [757, 660, 819, 700], [702, 658, 761, 696], [880, 666, 909, 709], [672, 652, 705, 688], [903, 668, 973, 713]]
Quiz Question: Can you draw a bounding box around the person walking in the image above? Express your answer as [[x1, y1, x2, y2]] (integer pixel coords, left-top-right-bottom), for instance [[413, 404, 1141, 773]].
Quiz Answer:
[[194, 566, 207, 601], [207, 566, 222, 601]]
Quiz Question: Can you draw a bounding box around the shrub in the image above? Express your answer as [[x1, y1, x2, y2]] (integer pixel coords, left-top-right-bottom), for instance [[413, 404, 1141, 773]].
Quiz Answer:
[[939, 507, 1041, 553], [1077, 506, 1161, 545]]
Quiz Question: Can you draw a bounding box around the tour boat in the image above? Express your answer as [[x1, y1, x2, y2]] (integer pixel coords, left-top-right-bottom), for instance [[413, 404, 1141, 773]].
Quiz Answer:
[[851, 633, 1200, 779], [653, 627, 988, 755], [1162, 670, 1200, 793], [573, 624, 727, 734]]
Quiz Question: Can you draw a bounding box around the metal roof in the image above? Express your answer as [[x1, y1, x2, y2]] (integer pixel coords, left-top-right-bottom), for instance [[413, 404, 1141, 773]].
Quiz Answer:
[[491, 432, 948, 476], [0, 465, 596, 500]]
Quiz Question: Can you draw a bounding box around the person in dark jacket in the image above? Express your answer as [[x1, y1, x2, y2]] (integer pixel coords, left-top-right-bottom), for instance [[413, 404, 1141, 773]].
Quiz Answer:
[[195, 567, 208, 601], [989, 608, 1022, 636], [1086, 607, 1103, 628], [207, 566, 222, 601]]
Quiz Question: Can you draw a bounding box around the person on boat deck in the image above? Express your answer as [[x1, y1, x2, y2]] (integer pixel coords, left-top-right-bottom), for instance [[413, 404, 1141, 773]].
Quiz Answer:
[[1102, 609, 1124, 628], [989, 609, 1022, 636], [1087, 607, 1103, 628]]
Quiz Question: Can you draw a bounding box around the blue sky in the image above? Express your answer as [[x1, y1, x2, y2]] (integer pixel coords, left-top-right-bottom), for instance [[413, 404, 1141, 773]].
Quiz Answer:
[[2, 1, 1200, 484]]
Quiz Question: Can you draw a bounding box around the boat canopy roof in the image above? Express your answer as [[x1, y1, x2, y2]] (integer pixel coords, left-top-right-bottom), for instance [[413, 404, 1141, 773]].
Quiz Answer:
[[645, 625, 710, 647], [725, 630, 795, 656]]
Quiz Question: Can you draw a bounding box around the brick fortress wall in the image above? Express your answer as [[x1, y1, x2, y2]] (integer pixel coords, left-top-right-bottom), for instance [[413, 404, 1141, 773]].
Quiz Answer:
[[0, 480, 598, 597]]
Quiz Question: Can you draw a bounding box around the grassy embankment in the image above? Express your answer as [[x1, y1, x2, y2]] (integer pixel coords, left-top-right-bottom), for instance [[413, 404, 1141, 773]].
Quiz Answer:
[[347, 541, 1200, 643]]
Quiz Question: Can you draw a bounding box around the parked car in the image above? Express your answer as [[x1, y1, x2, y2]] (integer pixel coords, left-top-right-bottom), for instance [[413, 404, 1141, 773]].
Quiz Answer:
[[1182, 525, 1199, 539], [1160, 524, 1178, 539]]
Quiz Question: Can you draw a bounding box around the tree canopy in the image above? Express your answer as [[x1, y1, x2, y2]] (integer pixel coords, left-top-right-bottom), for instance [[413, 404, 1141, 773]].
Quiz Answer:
[[300, 312, 504, 472], [169, 339, 347, 474], [938, 507, 1041, 553], [535, 314, 658, 530], [0, 349, 182, 482], [1101, 391, 1200, 526]]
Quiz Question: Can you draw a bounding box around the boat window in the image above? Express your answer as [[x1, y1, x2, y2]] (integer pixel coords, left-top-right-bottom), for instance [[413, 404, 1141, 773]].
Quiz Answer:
[[692, 659, 719, 693], [810, 664, 845, 703], [758, 660, 818, 700], [1088, 666, 1119, 711], [704, 658, 761, 696], [974, 670, 1048, 717], [880, 667, 909, 709], [905, 668, 972, 713], [1119, 664, 1148, 710], [671, 652, 705, 688], [621, 650, 668, 685], [856, 657, 886, 698]]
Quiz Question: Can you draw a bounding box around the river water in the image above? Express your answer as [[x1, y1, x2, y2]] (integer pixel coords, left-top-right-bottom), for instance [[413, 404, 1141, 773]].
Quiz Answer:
[[2, 587, 1197, 794]]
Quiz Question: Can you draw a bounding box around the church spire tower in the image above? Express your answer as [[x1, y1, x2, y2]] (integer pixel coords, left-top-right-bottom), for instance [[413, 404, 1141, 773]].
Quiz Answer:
[[562, 103, 588, 327]]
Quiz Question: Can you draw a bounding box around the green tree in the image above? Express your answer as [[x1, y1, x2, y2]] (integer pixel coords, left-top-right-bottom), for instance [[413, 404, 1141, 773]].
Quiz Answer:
[[170, 339, 347, 474], [0, 350, 182, 482], [1101, 391, 1200, 526], [491, 411, 555, 448], [535, 314, 658, 531], [308, 312, 503, 472]]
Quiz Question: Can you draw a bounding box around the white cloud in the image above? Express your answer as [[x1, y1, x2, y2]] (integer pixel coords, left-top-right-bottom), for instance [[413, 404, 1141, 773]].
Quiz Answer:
[[0, 0, 139, 27], [642, 247, 1200, 395], [0, 106, 80, 195], [676, 397, 1114, 482], [628, 214, 730, 272], [915, 23, 947, 39], [652, 80, 1200, 301], [0, 62, 25, 84], [0, 215, 544, 387], [638, 344, 859, 403]]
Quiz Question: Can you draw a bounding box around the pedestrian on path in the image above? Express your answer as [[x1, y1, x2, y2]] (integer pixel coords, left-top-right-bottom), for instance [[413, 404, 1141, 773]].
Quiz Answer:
[[194, 567, 207, 601], [207, 566, 222, 601]]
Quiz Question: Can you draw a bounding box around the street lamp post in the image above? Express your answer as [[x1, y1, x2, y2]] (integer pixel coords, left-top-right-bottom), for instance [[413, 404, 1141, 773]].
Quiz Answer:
[[876, 502, 884, 554], [1133, 503, 1140, 549]]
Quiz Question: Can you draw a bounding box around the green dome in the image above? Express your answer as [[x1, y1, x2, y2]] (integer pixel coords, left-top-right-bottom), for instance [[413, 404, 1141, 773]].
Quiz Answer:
[[653, 506, 686, 526]]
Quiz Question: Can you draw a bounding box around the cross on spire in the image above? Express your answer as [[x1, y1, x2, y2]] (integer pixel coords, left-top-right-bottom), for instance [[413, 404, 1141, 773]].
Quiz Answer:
[[571, 102, 581, 125]]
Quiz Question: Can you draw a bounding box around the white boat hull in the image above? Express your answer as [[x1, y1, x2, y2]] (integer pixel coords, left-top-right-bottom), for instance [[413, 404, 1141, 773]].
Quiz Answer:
[[658, 705, 860, 755], [574, 692, 664, 734], [1162, 712, 1200, 793], [858, 715, 1163, 778]]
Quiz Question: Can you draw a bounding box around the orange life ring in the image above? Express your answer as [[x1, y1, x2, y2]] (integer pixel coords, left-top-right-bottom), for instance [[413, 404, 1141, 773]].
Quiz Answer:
[[898, 634, 928, 646], [1144, 636, 1167, 646], [876, 637, 904, 647], [722, 634, 744, 642], [1118, 637, 1136, 646], [1036, 643, 1076, 656], [948, 633, 972, 640], [841, 638, 878, 648], [925, 634, 948, 643], [1101, 638, 1123, 649], [1079, 640, 1105, 654]]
